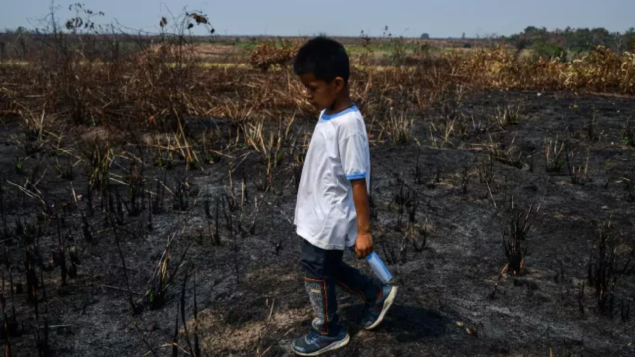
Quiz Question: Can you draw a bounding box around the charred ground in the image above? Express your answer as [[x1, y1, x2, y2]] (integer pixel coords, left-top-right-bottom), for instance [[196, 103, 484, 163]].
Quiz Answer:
[[1, 88, 633, 357]]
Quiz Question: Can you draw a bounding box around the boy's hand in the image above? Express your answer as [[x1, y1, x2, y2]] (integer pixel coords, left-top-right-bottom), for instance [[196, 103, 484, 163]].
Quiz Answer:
[[355, 232, 374, 259], [351, 178, 373, 259]]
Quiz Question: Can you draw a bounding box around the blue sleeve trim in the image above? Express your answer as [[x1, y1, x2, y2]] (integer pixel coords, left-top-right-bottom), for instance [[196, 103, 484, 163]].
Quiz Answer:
[[346, 172, 366, 180]]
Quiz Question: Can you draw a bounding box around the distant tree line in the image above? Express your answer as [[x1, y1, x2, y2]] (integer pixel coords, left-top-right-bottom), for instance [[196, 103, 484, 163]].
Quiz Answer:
[[505, 26, 635, 59], [0, 26, 156, 60]]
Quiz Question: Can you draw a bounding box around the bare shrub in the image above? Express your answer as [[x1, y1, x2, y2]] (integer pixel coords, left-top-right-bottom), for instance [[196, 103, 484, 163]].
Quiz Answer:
[[499, 198, 539, 275], [249, 39, 299, 72], [587, 219, 634, 317]]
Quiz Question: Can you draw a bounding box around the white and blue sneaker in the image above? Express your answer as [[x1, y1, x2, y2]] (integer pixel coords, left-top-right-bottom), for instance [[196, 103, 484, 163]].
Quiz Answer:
[[362, 284, 398, 330], [291, 325, 350, 356]]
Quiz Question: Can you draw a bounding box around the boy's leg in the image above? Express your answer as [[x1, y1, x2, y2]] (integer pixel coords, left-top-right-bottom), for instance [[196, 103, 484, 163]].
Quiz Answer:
[[292, 239, 349, 356], [333, 260, 381, 304], [299, 239, 342, 336], [335, 254, 398, 330]]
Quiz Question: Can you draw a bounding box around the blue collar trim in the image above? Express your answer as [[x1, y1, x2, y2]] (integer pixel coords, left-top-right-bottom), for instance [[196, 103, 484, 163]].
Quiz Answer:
[[320, 104, 359, 121]]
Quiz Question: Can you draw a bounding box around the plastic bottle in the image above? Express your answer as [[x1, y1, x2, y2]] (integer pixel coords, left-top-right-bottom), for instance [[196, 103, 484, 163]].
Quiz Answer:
[[366, 251, 393, 284]]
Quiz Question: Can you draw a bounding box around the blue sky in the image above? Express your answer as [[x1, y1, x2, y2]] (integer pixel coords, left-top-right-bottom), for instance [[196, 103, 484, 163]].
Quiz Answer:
[[1, 0, 632, 37]]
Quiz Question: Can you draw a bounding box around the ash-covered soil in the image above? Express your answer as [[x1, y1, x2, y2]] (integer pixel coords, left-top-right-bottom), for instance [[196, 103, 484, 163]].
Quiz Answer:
[[2, 91, 634, 357]]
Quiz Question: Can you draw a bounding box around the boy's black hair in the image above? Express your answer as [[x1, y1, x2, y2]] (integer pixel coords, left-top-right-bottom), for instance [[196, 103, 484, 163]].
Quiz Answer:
[[294, 36, 350, 84]]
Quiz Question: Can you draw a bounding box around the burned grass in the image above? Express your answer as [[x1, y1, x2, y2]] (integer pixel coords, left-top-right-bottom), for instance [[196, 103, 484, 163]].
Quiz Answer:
[[0, 11, 634, 357]]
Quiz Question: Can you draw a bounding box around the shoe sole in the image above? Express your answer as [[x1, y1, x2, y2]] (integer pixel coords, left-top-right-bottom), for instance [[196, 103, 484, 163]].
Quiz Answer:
[[364, 286, 398, 330], [292, 334, 350, 356]]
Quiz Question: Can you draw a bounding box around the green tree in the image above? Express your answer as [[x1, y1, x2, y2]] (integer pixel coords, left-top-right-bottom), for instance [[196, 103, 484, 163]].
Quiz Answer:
[[532, 41, 564, 60]]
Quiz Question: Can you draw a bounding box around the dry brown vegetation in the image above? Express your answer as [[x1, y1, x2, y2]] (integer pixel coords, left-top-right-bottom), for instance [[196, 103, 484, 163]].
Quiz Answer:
[[0, 8, 634, 357]]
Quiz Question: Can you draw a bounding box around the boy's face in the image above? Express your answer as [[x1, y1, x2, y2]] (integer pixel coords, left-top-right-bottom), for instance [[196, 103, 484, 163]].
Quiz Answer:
[[299, 73, 345, 112]]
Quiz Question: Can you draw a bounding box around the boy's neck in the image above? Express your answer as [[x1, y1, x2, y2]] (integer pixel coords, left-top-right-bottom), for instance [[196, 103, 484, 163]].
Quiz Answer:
[[325, 93, 353, 115]]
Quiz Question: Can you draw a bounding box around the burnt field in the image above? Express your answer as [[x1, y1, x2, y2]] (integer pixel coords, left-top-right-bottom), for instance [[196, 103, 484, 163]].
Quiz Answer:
[[1, 17, 635, 356], [1, 87, 634, 356]]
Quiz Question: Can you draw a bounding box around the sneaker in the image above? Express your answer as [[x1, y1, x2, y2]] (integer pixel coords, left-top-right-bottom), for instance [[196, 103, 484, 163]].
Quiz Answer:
[[362, 284, 398, 330], [291, 326, 350, 356]]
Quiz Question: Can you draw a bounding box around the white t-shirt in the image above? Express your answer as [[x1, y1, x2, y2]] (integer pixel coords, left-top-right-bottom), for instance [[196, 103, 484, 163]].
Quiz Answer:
[[294, 104, 370, 250]]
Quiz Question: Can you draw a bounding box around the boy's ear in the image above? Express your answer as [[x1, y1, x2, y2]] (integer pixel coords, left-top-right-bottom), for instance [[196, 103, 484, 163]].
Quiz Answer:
[[333, 77, 345, 92]]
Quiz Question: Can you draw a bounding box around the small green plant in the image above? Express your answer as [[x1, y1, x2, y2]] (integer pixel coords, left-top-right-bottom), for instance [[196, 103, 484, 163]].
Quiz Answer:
[[566, 150, 589, 185], [507, 104, 521, 125], [455, 118, 469, 137], [384, 110, 413, 145], [146, 236, 191, 310], [155, 149, 174, 170], [20, 108, 46, 142], [79, 138, 115, 189], [186, 158, 199, 171], [487, 135, 525, 169], [441, 119, 455, 147], [13, 156, 24, 175], [492, 103, 521, 128], [545, 137, 565, 172], [428, 123, 439, 147], [203, 151, 222, 165], [53, 157, 76, 181]]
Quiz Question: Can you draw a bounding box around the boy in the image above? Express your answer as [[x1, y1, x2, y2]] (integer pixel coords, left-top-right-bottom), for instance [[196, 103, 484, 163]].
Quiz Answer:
[[291, 36, 398, 356]]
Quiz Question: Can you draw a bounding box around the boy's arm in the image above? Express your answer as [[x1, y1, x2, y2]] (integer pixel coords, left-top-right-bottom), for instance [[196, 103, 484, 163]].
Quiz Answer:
[[351, 178, 373, 258]]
